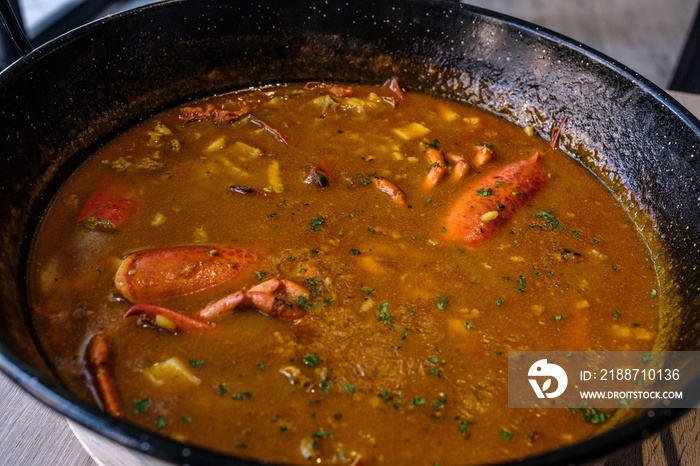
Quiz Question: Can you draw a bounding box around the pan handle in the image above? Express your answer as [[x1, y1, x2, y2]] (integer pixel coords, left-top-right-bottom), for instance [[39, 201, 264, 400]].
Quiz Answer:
[[0, 0, 33, 55]]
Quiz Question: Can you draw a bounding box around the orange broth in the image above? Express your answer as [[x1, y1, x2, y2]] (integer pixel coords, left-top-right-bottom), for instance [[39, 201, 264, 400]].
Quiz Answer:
[[28, 82, 659, 464]]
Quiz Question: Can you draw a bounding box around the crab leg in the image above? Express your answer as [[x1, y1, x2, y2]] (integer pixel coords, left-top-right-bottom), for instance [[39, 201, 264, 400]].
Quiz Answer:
[[125, 304, 213, 333], [424, 147, 448, 189], [248, 292, 308, 321], [197, 291, 251, 321], [88, 334, 122, 417], [250, 117, 290, 145], [248, 278, 309, 298], [445, 153, 470, 180], [199, 279, 310, 321], [372, 177, 408, 207]]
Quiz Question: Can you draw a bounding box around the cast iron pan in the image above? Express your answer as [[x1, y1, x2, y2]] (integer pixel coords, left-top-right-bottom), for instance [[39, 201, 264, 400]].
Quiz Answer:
[[0, 0, 699, 464]]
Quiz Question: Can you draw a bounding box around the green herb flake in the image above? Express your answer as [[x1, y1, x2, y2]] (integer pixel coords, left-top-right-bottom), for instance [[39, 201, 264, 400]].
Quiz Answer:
[[155, 417, 167, 429], [255, 271, 265, 281], [412, 397, 426, 406], [217, 384, 229, 396], [320, 379, 331, 393], [181, 416, 191, 423], [310, 215, 327, 231], [377, 301, 393, 325], [427, 139, 439, 149], [500, 429, 512, 440], [133, 398, 150, 414], [343, 383, 356, 394], [302, 353, 321, 367], [297, 295, 315, 308], [350, 248, 361, 255], [432, 394, 448, 409], [613, 311, 621, 318], [189, 359, 204, 368], [232, 392, 252, 400], [583, 407, 609, 424], [464, 322, 474, 330]]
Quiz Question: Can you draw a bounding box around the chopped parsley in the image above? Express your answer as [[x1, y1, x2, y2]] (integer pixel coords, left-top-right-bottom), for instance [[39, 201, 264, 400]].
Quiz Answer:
[[133, 398, 150, 414], [377, 301, 393, 325], [310, 215, 326, 231], [432, 394, 448, 409], [583, 407, 609, 424], [302, 353, 321, 367], [533, 208, 564, 230]]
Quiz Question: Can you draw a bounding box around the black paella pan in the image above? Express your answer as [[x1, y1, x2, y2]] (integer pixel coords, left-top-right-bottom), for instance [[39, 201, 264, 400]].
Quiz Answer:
[[0, 0, 699, 464]]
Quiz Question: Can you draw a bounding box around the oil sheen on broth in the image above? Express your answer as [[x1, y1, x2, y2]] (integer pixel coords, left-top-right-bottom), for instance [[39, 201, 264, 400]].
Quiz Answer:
[[29, 81, 659, 465]]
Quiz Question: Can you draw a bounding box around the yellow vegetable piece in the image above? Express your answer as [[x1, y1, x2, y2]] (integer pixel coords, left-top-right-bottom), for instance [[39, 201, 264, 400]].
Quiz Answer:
[[268, 160, 284, 193], [143, 357, 202, 386], [392, 122, 430, 141], [232, 141, 262, 160], [155, 314, 176, 332], [206, 137, 226, 152]]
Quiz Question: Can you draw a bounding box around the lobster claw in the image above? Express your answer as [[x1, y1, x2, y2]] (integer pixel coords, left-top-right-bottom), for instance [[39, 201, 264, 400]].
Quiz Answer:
[[114, 245, 259, 303]]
